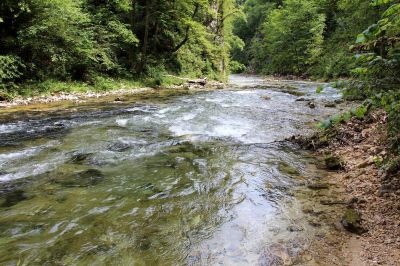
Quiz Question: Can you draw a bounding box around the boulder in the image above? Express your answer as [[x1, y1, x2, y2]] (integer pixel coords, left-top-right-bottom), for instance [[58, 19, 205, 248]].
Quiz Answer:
[[341, 208, 366, 234]]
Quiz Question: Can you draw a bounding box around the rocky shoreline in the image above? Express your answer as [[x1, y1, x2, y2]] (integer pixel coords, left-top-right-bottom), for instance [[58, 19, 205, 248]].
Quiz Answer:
[[0, 79, 224, 108], [291, 110, 400, 265]]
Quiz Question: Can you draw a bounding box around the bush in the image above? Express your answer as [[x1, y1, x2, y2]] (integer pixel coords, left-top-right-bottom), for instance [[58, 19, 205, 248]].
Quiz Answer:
[[0, 55, 24, 91], [229, 60, 246, 73]]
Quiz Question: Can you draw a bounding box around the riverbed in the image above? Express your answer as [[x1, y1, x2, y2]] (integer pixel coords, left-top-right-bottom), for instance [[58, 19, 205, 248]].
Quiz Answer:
[[0, 75, 344, 265]]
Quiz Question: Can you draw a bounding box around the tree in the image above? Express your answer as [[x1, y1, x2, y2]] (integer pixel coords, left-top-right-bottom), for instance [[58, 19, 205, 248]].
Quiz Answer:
[[262, 0, 325, 74]]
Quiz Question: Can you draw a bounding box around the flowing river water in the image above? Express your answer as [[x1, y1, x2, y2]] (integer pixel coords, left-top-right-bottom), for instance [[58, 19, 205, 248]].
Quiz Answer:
[[0, 75, 345, 265]]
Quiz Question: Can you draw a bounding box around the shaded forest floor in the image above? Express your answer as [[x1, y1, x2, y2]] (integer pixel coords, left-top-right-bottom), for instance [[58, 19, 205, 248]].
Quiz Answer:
[[293, 111, 400, 265]]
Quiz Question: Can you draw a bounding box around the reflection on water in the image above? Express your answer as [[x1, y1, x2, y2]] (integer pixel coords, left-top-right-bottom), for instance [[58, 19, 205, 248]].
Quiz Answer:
[[0, 75, 342, 265]]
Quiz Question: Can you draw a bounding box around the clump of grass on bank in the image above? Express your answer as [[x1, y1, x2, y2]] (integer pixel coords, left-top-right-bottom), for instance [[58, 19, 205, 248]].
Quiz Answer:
[[305, 104, 400, 179]]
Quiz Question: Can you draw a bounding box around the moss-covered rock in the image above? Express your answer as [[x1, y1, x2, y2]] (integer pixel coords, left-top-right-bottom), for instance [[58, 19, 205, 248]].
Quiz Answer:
[[341, 208, 366, 234], [324, 155, 344, 170], [278, 162, 300, 176]]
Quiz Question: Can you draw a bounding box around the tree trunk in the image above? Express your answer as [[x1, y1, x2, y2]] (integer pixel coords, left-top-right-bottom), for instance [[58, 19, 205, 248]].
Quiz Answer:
[[129, 0, 136, 72], [172, 3, 200, 53], [137, 0, 150, 73]]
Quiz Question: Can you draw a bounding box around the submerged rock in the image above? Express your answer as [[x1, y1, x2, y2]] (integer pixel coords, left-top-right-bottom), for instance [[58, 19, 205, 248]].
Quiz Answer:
[[296, 97, 312, 102], [341, 208, 366, 234], [107, 141, 131, 152], [55, 169, 105, 187], [68, 152, 93, 164], [114, 97, 127, 102], [307, 183, 329, 190], [261, 95, 271, 100], [1, 189, 29, 207], [282, 90, 306, 97], [278, 162, 300, 176]]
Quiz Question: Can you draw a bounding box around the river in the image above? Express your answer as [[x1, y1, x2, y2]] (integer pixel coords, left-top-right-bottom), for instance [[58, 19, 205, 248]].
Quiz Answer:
[[0, 75, 344, 265]]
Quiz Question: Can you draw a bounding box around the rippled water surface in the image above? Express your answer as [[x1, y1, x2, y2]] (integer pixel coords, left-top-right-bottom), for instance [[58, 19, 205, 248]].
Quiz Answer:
[[0, 75, 342, 265]]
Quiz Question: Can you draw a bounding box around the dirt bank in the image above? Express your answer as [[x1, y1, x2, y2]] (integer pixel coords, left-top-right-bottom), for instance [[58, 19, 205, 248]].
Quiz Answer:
[[293, 110, 400, 265]]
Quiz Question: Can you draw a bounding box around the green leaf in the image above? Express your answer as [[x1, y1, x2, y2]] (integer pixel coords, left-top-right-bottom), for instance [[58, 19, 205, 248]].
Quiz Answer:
[[316, 85, 324, 93], [383, 4, 400, 17], [372, 0, 396, 7], [356, 33, 366, 43]]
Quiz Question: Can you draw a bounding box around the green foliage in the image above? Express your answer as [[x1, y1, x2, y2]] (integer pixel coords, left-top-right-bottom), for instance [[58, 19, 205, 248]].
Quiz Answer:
[[0, 0, 242, 95], [344, 0, 400, 156], [261, 0, 325, 75], [316, 85, 324, 93], [231, 0, 276, 72], [317, 105, 368, 129], [229, 60, 246, 73], [234, 0, 379, 77], [352, 105, 368, 119], [0, 55, 24, 91]]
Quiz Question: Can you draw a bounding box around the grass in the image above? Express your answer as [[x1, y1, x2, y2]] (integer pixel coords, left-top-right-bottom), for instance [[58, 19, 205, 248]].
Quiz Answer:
[[1, 75, 188, 100]]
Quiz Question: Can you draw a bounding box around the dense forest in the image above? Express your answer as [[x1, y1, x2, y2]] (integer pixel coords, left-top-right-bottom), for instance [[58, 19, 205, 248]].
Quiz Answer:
[[0, 0, 242, 94]]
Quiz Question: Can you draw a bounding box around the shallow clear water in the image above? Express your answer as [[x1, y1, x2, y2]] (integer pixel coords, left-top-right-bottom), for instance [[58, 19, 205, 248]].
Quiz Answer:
[[0, 75, 342, 265]]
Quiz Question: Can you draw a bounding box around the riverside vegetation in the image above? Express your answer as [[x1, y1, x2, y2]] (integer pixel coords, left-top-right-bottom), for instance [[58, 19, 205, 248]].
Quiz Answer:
[[233, 0, 400, 168], [0, 0, 241, 98]]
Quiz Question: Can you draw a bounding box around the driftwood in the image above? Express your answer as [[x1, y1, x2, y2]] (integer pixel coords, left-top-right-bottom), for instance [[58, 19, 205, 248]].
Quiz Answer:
[[188, 78, 207, 86], [164, 75, 208, 86]]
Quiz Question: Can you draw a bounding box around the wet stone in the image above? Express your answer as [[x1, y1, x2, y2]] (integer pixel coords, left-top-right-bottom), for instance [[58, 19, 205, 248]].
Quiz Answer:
[[261, 95, 271, 100], [296, 97, 312, 102], [114, 97, 126, 102], [0, 171, 8, 176], [307, 102, 316, 109], [68, 152, 93, 163], [138, 236, 151, 251], [334, 99, 344, 104], [107, 141, 131, 152], [307, 183, 329, 190], [55, 169, 105, 187], [138, 183, 162, 196], [1, 190, 29, 207], [324, 102, 336, 108], [278, 162, 300, 176], [341, 208, 366, 235], [320, 199, 347, 205], [44, 123, 66, 133]]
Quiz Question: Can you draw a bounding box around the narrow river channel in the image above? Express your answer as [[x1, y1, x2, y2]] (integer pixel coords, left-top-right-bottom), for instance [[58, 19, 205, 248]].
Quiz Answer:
[[0, 75, 343, 265]]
